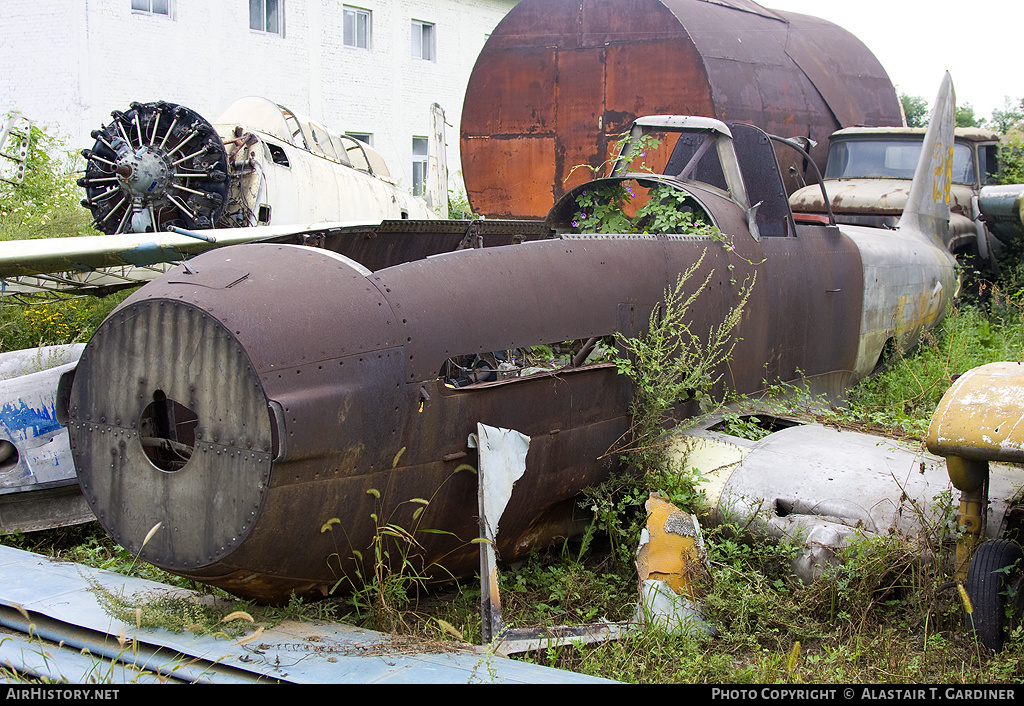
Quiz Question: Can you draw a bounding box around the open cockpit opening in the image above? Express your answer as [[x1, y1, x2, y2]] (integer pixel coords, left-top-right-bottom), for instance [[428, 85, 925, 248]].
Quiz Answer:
[[564, 178, 717, 236]]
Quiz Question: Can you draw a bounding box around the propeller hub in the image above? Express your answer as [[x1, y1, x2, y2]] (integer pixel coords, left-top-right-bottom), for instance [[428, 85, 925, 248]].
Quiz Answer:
[[115, 146, 172, 199]]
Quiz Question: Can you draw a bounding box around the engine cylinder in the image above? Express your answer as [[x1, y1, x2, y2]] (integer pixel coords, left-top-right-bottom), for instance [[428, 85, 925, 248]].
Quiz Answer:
[[81, 102, 229, 233]]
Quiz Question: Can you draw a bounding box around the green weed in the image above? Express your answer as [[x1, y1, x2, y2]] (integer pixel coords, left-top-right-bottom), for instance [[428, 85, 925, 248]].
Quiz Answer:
[[0, 120, 97, 241], [845, 302, 1024, 437], [0, 289, 129, 353], [321, 462, 472, 633]]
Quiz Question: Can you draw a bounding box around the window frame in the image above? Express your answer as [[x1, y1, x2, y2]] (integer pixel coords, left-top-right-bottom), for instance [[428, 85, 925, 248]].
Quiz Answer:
[[131, 0, 171, 17], [338, 135, 373, 173], [343, 6, 371, 50], [412, 135, 429, 196], [346, 132, 373, 146], [411, 20, 435, 62], [250, 0, 284, 37]]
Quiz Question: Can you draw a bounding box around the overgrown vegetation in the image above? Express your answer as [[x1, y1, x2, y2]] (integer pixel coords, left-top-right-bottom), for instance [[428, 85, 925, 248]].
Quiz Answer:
[[0, 291, 130, 351], [1, 118, 97, 241], [844, 298, 1024, 438], [321, 485, 455, 634], [0, 117, 117, 353]]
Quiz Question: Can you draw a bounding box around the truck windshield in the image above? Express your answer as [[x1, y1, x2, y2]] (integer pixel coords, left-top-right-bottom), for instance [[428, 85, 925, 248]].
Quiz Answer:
[[824, 139, 975, 184]]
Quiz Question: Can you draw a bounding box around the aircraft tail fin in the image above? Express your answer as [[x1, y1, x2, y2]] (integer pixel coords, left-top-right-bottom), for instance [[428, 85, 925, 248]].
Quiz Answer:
[[898, 72, 956, 246]]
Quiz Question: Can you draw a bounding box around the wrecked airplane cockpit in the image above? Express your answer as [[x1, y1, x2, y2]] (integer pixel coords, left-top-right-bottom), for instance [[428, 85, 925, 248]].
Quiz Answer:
[[439, 339, 617, 389]]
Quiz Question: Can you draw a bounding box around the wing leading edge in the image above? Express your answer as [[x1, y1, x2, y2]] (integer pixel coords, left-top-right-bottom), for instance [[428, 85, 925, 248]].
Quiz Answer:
[[0, 221, 372, 299]]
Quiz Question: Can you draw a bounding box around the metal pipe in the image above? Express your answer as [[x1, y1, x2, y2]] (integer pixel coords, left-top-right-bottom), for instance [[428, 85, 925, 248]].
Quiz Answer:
[[97, 195, 127, 224], [172, 146, 211, 167], [171, 183, 208, 197], [114, 202, 133, 234], [166, 192, 199, 221], [148, 111, 160, 146], [114, 120, 133, 150], [158, 116, 179, 150], [168, 225, 218, 243], [165, 128, 199, 159]]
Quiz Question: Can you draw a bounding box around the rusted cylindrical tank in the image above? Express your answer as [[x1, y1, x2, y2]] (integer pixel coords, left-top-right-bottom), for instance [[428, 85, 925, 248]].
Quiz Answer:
[[460, 0, 903, 218]]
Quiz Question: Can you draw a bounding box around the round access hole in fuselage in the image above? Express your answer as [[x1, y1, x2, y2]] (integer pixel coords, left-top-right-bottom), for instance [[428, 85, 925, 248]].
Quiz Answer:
[[139, 390, 198, 472]]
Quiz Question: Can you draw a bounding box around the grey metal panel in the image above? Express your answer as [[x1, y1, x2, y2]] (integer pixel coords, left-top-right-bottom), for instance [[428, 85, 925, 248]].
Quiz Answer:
[[0, 545, 614, 684], [689, 422, 1021, 545], [0, 630, 172, 684]]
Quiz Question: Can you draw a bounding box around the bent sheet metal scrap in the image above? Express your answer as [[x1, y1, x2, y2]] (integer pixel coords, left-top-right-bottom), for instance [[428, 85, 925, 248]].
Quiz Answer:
[[0, 544, 611, 683]]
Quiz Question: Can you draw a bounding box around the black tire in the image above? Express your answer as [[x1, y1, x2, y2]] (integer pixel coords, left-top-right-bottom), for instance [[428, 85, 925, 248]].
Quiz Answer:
[[966, 539, 1023, 651]]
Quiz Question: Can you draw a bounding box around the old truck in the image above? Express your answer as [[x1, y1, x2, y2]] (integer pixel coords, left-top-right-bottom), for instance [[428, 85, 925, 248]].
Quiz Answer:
[[789, 126, 1024, 271]]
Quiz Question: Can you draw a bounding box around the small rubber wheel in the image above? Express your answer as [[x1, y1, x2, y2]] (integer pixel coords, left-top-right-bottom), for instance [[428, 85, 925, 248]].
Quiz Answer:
[[965, 539, 1023, 651]]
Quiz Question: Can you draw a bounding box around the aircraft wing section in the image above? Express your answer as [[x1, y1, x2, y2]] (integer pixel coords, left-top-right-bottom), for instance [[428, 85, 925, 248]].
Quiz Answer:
[[0, 221, 371, 299]]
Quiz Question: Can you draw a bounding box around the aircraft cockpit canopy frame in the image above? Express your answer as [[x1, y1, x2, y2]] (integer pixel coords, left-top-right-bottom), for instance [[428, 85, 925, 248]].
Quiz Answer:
[[214, 97, 393, 181]]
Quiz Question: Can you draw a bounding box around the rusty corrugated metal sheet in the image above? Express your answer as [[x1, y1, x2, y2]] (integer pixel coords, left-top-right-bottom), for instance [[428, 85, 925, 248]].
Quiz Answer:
[[460, 0, 902, 219]]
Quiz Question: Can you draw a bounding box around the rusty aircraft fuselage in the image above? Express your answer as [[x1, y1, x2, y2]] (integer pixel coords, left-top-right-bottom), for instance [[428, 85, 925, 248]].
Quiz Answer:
[[64, 116, 957, 603]]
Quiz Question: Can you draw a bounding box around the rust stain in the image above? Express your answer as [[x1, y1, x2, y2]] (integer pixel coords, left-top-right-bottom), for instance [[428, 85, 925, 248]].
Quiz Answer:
[[636, 493, 712, 600], [461, 0, 902, 219]]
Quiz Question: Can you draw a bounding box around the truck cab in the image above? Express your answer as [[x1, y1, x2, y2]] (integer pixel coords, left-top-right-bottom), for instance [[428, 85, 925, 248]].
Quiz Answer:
[[789, 127, 1012, 267]]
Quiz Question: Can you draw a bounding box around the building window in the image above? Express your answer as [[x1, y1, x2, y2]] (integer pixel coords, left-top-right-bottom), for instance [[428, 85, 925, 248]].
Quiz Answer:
[[411, 20, 434, 61], [250, 0, 283, 35], [344, 6, 371, 49], [412, 136, 428, 196], [346, 132, 372, 146], [132, 0, 170, 15]]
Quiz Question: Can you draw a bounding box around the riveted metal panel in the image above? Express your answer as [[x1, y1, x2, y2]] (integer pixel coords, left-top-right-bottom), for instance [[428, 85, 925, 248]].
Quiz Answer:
[[68, 300, 273, 571], [461, 0, 901, 218]]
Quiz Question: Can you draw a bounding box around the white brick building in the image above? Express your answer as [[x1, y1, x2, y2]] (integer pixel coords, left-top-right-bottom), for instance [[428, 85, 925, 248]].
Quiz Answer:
[[1, 0, 518, 198]]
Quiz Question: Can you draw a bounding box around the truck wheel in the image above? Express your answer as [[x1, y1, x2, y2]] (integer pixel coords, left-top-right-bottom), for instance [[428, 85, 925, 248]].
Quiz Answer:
[[965, 539, 1023, 651]]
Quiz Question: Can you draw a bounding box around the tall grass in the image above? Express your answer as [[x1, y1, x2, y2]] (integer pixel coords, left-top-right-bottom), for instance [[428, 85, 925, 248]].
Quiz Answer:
[[846, 299, 1024, 438]]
